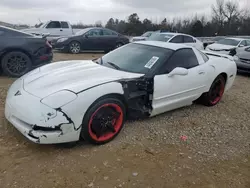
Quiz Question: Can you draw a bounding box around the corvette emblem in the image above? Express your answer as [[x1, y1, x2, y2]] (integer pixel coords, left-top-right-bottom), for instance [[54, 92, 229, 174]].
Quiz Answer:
[[14, 90, 21, 96]]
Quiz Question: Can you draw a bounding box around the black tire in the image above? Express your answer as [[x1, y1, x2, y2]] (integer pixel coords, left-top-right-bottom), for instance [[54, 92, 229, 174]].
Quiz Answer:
[[69, 41, 81, 54], [115, 42, 123, 49], [1, 51, 32, 77], [81, 97, 126, 145], [199, 75, 226, 106]]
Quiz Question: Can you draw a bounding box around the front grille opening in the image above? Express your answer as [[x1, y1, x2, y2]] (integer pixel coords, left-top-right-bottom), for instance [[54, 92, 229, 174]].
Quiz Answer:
[[28, 133, 39, 140], [33, 125, 61, 131]]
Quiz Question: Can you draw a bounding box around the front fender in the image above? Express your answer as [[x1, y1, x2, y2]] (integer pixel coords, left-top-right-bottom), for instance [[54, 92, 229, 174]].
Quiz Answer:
[[60, 82, 124, 130]]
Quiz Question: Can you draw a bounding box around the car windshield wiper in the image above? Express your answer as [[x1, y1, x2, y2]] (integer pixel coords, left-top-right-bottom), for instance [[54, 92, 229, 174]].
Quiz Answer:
[[106, 62, 121, 70]]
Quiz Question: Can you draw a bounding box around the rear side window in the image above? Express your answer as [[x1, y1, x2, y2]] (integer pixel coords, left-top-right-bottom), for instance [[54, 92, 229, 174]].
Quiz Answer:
[[46, 21, 61, 28], [163, 48, 199, 73], [61, 22, 69, 28], [184, 36, 195, 43], [169, 35, 183, 43]]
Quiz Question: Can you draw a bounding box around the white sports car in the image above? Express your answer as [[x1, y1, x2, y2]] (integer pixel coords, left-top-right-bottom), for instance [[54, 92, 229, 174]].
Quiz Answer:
[[5, 41, 237, 145]]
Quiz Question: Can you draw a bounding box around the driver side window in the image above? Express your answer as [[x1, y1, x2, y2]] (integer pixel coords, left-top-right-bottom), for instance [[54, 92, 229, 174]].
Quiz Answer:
[[239, 40, 247, 47], [46, 21, 61, 29], [86, 29, 102, 37], [160, 48, 199, 74]]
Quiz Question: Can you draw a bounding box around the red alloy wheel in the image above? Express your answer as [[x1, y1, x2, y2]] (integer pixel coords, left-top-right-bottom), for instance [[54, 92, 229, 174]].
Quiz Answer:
[[209, 77, 225, 105], [88, 103, 124, 142]]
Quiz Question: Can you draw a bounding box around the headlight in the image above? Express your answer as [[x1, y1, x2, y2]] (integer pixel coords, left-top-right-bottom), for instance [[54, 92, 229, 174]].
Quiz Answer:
[[57, 38, 68, 43], [41, 90, 77, 108]]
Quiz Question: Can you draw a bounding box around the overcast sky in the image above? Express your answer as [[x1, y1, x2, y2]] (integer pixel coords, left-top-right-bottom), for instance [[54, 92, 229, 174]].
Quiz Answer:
[[0, 0, 248, 25]]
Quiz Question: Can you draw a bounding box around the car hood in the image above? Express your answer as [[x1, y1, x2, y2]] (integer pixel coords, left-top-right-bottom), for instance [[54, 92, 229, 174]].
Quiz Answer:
[[23, 60, 143, 98], [22, 28, 42, 34], [207, 43, 236, 50]]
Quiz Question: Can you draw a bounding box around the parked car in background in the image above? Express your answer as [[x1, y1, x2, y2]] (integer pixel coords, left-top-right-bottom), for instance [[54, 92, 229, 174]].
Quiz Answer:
[[130, 31, 154, 42], [205, 37, 250, 55], [5, 41, 236, 145], [201, 36, 225, 49], [0, 26, 52, 77], [147, 32, 204, 50], [53, 27, 129, 54], [234, 46, 250, 73], [22, 20, 75, 42]]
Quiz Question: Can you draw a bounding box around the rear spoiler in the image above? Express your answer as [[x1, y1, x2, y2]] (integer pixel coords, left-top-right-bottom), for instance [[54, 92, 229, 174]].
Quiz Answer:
[[202, 50, 234, 61]]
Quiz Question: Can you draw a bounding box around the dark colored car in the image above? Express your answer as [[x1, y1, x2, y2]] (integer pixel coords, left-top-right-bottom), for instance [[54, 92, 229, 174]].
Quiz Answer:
[[0, 26, 53, 77], [53, 27, 129, 54]]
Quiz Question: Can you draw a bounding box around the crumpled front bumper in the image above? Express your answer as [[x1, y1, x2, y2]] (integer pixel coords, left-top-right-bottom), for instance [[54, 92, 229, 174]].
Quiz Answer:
[[5, 78, 80, 144], [205, 48, 230, 55]]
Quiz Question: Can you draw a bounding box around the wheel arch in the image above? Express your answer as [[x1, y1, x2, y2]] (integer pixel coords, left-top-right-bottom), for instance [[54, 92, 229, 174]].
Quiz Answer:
[[0, 48, 32, 63], [69, 40, 81, 46], [86, 93, 128, 112], [219, 72, 228, 84]]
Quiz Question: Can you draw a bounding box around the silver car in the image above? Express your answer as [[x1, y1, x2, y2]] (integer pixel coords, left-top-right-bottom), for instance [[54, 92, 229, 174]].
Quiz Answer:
[[235, 46, 250, 73]]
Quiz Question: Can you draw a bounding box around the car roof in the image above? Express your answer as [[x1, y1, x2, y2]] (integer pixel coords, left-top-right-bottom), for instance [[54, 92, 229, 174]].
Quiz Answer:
[[158, 32, 193, 37], [134, 40, 192, 51]]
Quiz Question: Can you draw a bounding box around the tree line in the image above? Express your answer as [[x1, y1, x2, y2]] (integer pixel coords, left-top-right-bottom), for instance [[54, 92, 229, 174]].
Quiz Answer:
[[72, 0, 250, 37]]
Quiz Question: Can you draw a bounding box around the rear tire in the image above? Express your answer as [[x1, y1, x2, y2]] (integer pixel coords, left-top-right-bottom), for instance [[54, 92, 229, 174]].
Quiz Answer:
[[199, 75, 226, 106], [115, 42, 123, 49], [81, 97, 126, 145], [1, 51, 32, 77]]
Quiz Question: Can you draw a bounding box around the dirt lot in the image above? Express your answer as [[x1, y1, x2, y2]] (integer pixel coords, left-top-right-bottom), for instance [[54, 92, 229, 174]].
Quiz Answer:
[[0, 53, 249, 188]]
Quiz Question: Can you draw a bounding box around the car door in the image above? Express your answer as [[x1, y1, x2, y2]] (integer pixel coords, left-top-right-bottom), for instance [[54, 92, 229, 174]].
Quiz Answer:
[[99, 28, 118, 50], [151, 48, 209, 116], [60, 21, 72, 36], [80, 28, 103, 50], [45, 21, 62, 37]]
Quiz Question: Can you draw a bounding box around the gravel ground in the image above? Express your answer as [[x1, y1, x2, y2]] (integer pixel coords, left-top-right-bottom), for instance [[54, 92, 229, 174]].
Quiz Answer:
[[0, 52, 249, 188]]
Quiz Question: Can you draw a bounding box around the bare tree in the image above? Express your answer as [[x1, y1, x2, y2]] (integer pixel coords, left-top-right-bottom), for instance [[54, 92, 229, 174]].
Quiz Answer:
[[212, 0, 225, 28], [223, 0, 240, 27]]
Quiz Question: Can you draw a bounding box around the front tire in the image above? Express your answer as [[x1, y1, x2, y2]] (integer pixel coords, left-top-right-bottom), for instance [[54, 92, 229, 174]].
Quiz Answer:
[[1, 51, 32, 77], [200, 75, 226, 106], [69, 41, 81, 54], [81, 97, 126, 145]]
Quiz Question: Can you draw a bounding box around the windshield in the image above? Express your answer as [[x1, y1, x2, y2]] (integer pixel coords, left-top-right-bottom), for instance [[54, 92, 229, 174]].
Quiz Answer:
[[147, 33, 174, 42], [98, 43, 173, 74], [216, 38, 240, 46], [213, 36, 225, 42], [75, 28, 91, 35], [142, 32, 153, 37]]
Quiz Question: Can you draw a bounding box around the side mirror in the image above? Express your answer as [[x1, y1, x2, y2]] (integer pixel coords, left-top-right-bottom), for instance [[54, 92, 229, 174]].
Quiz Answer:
[[168, 67, 188, 77], [84, 34, 89, 38], [239, 44, 244, 47]]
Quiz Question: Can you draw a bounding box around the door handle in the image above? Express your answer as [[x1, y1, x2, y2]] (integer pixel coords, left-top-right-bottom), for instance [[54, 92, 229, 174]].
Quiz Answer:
[[199, 71, 205, 75], [60, 29, 63, 31]]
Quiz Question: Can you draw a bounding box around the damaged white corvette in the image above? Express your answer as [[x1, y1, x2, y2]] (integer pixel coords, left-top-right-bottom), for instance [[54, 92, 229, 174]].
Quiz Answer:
[[5, 41, 237, 145]]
